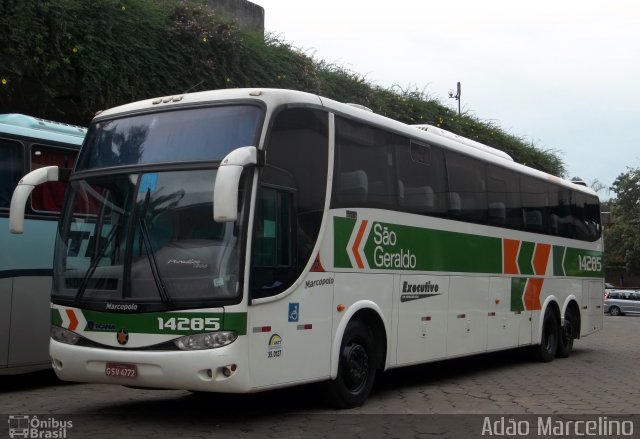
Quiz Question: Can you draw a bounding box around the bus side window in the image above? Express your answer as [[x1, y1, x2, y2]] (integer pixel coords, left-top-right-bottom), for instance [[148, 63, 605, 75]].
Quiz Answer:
[[253, 187, 294, 268], [548, 185, 574, 238], [396, 139, 447, 216], [250, 186, 296, 300], [332, 117, 396, 209], [521, 175, 548, 234], [487, 164, 522, 229], [0, 139, 24, 208], [31, 144, 78, 213], [445, 151, 488, 223], [584, 195, 602, 240]]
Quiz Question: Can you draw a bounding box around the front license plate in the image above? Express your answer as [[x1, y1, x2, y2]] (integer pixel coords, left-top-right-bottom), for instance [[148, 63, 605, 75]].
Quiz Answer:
[[105, 362, 138, 378]]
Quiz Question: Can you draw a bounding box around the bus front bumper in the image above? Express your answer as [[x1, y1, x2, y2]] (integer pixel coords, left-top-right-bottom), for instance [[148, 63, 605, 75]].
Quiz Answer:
[[50, 337, 250, 393]]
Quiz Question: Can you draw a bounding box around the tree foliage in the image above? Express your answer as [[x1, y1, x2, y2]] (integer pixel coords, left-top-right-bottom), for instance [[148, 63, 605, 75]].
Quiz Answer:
[[0, 0, 565, 176], [604, 167, 640, 275]]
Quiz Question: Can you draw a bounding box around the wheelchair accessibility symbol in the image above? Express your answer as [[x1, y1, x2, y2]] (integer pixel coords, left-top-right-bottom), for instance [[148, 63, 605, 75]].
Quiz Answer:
[[288, 303, 299, 322]]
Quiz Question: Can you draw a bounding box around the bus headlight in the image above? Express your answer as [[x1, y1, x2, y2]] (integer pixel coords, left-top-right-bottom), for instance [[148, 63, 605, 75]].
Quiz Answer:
[[174, 331, 237, 350], [51, 325, 80, 345]]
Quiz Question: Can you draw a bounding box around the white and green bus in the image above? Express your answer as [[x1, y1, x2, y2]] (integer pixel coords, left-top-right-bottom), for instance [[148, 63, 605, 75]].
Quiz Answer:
[[1, 114, 85, 374], [9, 89, 603, 406]]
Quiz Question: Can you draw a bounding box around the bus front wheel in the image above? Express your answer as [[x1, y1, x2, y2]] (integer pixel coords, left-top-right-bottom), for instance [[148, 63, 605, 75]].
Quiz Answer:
[[325, 319, 377, 409]]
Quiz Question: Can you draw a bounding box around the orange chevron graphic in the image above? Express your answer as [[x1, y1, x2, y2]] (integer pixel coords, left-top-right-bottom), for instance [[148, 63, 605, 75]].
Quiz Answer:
[[66, 309, 79, 331], [505, 240, 551, 311], [352, 220, 368, 269], [503, 239, 520, 274], [533, 243, 551, 275], [524, 278, 544, 310]]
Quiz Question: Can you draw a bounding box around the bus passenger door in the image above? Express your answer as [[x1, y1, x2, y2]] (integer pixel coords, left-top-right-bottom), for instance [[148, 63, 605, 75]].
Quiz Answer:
[[396, 275, 449, 364]]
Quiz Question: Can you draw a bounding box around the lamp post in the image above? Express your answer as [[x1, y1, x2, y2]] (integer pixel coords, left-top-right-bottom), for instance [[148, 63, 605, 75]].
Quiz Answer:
[[448, 81, 461, 116]]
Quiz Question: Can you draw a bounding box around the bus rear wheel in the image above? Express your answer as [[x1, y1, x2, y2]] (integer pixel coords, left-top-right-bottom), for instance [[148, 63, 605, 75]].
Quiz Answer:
[[556, 312, 574, 358], [534, 307, 559, 363], [324, 320, 376, 409]]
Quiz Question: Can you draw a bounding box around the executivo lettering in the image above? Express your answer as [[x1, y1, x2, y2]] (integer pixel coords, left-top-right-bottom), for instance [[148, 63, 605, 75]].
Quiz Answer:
[[400, 281, 441, 303]]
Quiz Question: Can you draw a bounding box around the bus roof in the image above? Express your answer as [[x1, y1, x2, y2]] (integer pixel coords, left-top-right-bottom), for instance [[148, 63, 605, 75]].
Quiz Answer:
[[0, 113, 86, 146], [92, 88, 597, 198]]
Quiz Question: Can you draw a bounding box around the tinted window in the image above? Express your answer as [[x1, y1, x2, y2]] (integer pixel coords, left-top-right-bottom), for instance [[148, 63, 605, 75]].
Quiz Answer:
[[548, 185, 573, 238], [31, 145, 78, 212], [584, 194, 602, 240], [253, 187, 293, 267], [521, 175, 547, 233], [78, 105, 263, 170], [396, 140, 447, 215], [446, 151, 487, 223], [487, 164, 522, 228], [332, 117, 396, 209], [573, 192, 602, 241], [0, 138, 23, 208], [252, 108, 328, 298]]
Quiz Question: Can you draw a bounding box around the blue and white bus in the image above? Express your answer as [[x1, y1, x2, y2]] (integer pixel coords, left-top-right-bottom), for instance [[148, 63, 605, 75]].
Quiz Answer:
[[0, 114, 86, 374]]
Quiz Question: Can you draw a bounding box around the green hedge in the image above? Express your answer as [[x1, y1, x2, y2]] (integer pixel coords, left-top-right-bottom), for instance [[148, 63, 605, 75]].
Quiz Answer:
[[0, 0, 564, 176]]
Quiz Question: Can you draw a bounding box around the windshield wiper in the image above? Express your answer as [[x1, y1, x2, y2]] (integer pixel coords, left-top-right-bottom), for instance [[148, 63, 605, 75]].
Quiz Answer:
[[74, 221, 120, 303], [138, 189, 172, 306]]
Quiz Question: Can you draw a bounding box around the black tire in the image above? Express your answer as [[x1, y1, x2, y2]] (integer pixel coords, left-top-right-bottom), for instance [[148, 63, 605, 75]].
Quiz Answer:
[[534, 307, 559, 362], [609, 306, 622, 316], [556, 312, 574, 358], [324, 320, 377, 409]]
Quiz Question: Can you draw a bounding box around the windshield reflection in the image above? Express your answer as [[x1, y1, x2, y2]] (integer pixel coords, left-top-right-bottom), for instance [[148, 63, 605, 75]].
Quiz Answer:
[[77, 105, 262, 170], [54, 170, 243, 308]]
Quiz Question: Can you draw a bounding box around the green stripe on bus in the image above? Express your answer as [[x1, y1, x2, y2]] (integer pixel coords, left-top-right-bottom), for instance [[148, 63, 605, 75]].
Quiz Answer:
[[334, 215, 602, 278], [517, 241, 535, 275], [75, 310, 248, 336], [563, 248, 603, 278], [51, 308, 63, 327], [333, 216, 355, 269], [553, 246, 566, 276], [510, 278, 527, 312], [361, 221, 502, 273]]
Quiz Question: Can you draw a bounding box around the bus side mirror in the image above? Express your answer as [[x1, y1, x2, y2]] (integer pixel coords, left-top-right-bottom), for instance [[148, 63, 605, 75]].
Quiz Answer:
[[213, 146, 258, 223], [9, 166, 65, 234]]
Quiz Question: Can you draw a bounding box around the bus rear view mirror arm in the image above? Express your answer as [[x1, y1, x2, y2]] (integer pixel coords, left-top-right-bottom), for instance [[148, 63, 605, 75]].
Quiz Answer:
[[9, 165, 70, 234], [213, 146, 259, 223]]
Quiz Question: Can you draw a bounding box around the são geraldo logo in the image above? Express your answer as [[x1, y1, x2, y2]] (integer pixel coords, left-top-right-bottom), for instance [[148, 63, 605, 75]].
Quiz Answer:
[[346, 220, 417, 270]]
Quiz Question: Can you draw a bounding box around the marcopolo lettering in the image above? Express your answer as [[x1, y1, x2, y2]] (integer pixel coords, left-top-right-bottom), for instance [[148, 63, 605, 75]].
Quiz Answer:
[[105, 303, 138, 311], [305, 278, 334, 289]]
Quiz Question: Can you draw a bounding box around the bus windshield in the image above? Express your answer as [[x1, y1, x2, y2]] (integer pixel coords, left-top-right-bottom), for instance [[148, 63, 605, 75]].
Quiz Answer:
[[76, 105, 263, 170], [53, 169, 246, 309], [50, 104, 263, 311]]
